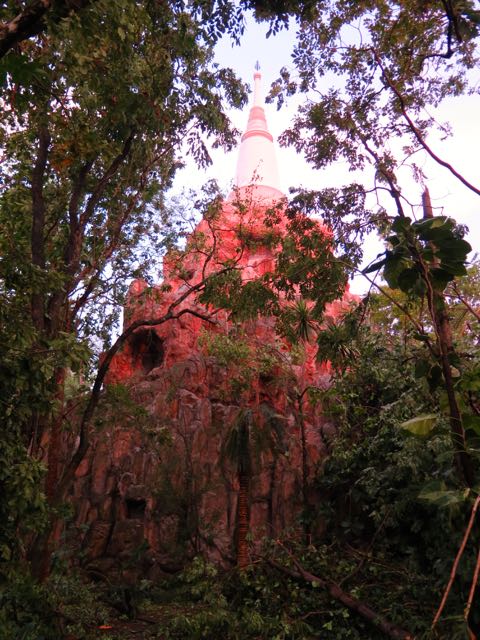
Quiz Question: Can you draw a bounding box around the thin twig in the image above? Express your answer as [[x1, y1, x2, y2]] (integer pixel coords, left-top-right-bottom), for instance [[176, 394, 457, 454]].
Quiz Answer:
[[464, 546, 480, 622], [432, 495, 480, 629], [449, 284, 480, 324], [372, 49, 480, 197]]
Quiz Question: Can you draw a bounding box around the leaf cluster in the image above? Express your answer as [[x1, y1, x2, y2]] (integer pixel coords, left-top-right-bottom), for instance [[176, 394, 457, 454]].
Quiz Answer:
[[367, 215, 472, 295]]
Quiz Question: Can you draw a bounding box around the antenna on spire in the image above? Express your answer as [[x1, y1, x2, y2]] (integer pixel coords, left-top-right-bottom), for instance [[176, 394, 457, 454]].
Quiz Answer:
[[253, 61, 262, 106]]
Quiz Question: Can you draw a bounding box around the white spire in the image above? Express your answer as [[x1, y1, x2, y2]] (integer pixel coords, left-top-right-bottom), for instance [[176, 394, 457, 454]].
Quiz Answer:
[[231, 64, 284, 202]]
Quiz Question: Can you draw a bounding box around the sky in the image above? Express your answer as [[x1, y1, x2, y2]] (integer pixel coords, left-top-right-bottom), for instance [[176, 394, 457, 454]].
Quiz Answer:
[[173, 18, 480, 294]]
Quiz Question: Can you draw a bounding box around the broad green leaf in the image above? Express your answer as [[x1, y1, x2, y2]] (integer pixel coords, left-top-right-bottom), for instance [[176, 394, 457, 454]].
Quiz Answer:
[[397, 267, 421, 293], [429, 268, 454, 291], [463, 414, 480, 436], [414, 358, 431, 379], [427, 364, 443, 392], [438, 261, 468, 277], [363, 256, 386, 274], [391, 216, 412, 233], [413, 332, 430, 343], [418, 487, 470, 507], [400, 413, 438, 436], [412, 216, 450, 232], [460, 369, 480, 392]]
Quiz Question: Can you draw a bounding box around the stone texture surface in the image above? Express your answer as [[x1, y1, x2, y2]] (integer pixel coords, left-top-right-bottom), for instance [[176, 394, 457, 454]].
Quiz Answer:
[[71, 197, 355, 578]]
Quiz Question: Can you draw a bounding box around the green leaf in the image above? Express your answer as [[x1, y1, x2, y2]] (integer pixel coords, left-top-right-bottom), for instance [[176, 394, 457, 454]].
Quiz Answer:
[[438, 261, 468, 277], [413, 332, 430, 343], [400, 413, 438, 436], [391, 216, 411, 233], [397, 267, 421, 293], [463, 414, 480, 436], [430, 268, 455, 291], [363, 256, 386, 274], [414, 358, 431, 379], [460, 368, 480, 392], [412, 216, 450, 232], [427, 364, 443, 392], [383, 252, 410, 288], [438, 238, 472, 259], [418, 482, 470, 507]]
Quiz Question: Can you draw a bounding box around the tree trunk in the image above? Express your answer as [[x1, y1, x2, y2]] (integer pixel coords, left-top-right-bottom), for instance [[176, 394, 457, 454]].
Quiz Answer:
[[422, 189, 475, 487], [434, 299, 475, 487], [237, 470, 249, 569], [30, 125, 50, 331], [297, 394, 310, 540]]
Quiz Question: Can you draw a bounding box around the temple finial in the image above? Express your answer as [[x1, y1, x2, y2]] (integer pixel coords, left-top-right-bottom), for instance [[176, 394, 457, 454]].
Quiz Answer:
[[253, 62, 262, 106]]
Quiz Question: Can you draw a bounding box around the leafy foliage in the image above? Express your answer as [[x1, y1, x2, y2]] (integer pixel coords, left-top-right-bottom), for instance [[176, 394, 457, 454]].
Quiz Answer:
[[0, 0, 249, 584], [0, 569, 110, 640], [313, 320, 480, 637], [366, 215, 472, 294]]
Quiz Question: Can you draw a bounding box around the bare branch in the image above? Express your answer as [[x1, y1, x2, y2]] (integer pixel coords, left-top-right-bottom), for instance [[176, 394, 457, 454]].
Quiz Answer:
[[372, 49, 480, 198], [432, 495, 480, 629], [78, 130, 135, 231], [53, 262, 238, 504], [449, 283, 480, 324]]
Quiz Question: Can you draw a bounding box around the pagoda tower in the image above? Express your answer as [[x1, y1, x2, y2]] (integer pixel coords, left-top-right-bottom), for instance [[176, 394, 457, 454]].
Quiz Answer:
[[73, 66, 338, 574], [114, 63, 301, 372], [232, 62, 283, 203]]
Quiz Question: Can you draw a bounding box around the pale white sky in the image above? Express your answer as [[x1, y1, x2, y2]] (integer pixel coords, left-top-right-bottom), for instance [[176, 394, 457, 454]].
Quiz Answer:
[[173, 18, 480, 294]]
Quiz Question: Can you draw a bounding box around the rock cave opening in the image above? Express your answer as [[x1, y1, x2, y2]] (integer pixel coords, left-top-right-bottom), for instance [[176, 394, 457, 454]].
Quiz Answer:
[[125, 498, 146, 519], [130, 329, 164, 374]]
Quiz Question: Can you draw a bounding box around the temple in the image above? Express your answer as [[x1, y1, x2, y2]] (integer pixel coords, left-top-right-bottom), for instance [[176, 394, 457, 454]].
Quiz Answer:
[[72, 67, 353, 576]]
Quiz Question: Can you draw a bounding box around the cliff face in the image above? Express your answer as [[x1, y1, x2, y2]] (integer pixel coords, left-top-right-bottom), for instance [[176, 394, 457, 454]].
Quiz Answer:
[[71, 194, 349, 578]]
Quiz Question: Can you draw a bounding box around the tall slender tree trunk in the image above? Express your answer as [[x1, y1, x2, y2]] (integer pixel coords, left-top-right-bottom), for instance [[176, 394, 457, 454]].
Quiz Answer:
[[422, 189, 475, 487], [297, 394, 310, 541], [237, 470, 249, 569], [30, 368, 67, 581]]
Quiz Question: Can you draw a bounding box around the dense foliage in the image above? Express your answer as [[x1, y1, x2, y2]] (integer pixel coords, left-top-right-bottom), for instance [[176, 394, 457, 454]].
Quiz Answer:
[[0, 0, 247, 630], [1, 0, 480, 638], [143, 313, 478, 640]]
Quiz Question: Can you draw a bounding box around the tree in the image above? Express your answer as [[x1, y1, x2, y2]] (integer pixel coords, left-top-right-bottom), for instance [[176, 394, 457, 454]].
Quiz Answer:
[[0, 0, 249, 579], [255, 0, 479, 189], [237, 2, 480, 631], [242, 0, 480, 482], [0, 1, 93, 60]]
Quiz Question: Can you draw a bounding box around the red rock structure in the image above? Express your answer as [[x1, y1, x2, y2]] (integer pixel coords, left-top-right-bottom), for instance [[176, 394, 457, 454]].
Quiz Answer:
[[72, 67, 354, 577]]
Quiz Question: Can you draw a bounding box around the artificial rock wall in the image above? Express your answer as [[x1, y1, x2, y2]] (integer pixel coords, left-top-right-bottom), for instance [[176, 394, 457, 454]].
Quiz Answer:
[[71, 194, 349, 578]]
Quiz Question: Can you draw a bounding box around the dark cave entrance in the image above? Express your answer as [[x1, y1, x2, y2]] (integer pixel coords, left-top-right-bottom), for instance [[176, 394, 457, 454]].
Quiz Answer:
[[130, 329, 164, 374], [125, 498, 146, 519]]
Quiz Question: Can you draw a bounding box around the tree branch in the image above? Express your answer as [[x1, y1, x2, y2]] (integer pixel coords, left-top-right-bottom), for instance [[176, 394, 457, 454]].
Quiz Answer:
[[0, 0, 93, 59], [0, 0, 51, 59], [78, 130, 135, 232], [355, 127, 405, 217], [432, 495, 480, 629], [52, 263, 238, 505], [449, 283, 480, 324], [372, 49, 480, 197], [31, 124, 51, 330], [47, 133, 135, 331], [267, 557, 413, 640]]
